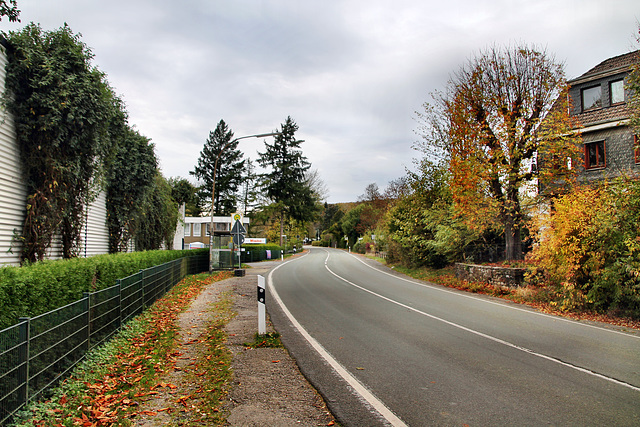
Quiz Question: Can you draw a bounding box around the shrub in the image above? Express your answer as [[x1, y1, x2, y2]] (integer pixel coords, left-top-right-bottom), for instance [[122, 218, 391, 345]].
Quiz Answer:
[[0, 249, 207, 330], [532, 178, 640, 317]]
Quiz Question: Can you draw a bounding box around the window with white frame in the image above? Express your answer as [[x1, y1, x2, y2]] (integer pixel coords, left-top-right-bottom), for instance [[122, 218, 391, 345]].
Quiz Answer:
[[184, 223, 191, 237], [610, 79, 624, 105], [193, 223, 201, 237]]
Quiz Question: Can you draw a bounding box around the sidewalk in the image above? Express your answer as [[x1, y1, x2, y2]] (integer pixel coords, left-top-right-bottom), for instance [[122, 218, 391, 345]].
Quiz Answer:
[[132, 260, 335, 426], [222, 261, 335, 425]]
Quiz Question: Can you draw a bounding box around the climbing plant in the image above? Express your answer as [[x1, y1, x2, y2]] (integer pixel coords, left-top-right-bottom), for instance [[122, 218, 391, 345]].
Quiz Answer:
[[0, 0, 19, 22], [134, 173, 179, 251], [105, 126, 158, 253], [3, 23, 115, 262]]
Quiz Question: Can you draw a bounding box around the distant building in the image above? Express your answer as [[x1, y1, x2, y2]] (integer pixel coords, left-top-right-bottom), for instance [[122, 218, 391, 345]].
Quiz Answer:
[[175, 215, 251, 250]]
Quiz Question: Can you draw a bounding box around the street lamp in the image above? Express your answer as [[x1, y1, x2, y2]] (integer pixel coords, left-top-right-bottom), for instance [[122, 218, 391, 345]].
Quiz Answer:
[[209, 131, 280, 272]]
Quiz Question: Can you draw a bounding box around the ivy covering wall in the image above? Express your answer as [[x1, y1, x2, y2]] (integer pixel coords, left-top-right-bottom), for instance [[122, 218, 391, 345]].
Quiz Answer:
[[2, 24, 179, 263]]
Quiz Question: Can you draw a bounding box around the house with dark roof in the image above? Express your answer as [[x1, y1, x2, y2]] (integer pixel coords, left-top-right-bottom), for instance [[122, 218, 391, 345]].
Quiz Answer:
[[567, 50, 639, 182]]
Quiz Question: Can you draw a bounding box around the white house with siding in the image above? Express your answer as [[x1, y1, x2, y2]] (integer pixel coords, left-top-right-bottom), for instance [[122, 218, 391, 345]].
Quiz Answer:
[[0, 45, 111, 266]]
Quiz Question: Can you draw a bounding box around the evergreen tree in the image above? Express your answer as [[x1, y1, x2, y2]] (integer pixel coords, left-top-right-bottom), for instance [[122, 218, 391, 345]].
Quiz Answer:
[[237, 159, 263, 216], [258, 116, 314, 246], [191, 120, 245, 216]]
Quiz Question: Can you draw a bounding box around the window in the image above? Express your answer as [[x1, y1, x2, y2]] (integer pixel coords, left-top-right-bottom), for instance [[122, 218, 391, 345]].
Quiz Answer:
[[582, 85, 602, 111], [584, 141, 606, 169], [193, 223, 201, 237], [184, 224, 191, 237], [205, 223, 211, 236], [635, 135, 640, 165], [610, 79, 624, 105]]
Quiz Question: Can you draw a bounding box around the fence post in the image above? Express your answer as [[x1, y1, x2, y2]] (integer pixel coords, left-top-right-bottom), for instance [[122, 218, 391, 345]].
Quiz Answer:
[[18, 317, 30, 405], [140, 269, 146, 309], [83, 293, 91, 351], [116, 279, 122, 330]]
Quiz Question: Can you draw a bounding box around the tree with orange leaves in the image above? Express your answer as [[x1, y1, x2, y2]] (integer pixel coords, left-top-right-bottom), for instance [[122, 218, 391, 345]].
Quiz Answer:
[[417, 45, 580, 261]]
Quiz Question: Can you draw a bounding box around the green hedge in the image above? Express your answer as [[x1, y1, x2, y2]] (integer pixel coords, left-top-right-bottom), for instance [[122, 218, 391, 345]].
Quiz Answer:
[[0, 249, 208, 330]]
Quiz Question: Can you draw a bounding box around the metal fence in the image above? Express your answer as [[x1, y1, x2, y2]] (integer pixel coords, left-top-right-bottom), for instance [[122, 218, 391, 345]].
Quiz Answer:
[[241, 248, 282, 263], [0, 253, 208, 425]]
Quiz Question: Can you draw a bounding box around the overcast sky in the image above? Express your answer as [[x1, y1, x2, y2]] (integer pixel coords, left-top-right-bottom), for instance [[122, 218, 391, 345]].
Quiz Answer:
[[2, 1, 639, 202]]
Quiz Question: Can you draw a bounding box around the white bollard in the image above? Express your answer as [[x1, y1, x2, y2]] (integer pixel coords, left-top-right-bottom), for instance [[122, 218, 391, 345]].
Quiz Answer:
[[257, 275, 266, 335]]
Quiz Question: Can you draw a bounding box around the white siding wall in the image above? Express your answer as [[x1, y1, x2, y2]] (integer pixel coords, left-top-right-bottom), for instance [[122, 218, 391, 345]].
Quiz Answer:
[[0, 47, 111, 265], [173, 204, 185, 250], [80, 191, 110, 257], [0, 46, 25, 266]]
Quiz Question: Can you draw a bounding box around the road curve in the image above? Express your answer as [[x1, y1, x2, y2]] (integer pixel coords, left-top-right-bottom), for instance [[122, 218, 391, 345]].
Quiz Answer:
[[266, 247, 640, 426]]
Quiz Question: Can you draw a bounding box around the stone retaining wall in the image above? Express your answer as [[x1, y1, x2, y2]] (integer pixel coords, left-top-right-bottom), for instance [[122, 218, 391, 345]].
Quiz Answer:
[[454, 263, 525, 288]]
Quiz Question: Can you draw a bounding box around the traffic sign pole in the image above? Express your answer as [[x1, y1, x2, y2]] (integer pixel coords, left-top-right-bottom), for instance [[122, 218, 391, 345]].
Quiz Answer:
[[231, 218, 247, 270]]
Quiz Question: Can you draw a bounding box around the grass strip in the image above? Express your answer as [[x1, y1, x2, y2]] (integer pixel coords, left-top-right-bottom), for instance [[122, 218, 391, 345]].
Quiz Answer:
[[178, 291, 236, 425], [12, 271, 232, 426]]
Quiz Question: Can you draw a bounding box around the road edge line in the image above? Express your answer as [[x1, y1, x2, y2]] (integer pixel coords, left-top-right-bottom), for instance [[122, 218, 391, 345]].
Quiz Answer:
[[267, 253, 408, 427]]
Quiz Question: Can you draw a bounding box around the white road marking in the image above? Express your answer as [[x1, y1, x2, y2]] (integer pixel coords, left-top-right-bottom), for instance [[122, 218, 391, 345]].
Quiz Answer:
[[267, 253, 408, 427], [349, 251, 640, 340], [323, 250, 640, 393]]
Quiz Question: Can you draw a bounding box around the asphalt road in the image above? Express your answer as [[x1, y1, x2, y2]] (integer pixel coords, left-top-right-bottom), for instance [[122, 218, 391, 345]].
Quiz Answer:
[[265, 247, 640, 426]]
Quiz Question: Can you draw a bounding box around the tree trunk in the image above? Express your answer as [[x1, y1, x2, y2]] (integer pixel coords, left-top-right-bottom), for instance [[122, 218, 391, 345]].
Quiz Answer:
[[279, 210, 284, 248], [504, 217, 523, 261]]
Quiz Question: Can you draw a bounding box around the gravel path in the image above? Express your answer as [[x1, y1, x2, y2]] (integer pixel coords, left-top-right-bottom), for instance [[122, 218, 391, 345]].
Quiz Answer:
[[134, 260, 336, 426]]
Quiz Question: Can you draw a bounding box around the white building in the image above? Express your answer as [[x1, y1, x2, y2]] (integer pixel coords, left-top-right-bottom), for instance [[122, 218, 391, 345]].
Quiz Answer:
[[174, 215, 251, 250], [0, 46, 110, 266]]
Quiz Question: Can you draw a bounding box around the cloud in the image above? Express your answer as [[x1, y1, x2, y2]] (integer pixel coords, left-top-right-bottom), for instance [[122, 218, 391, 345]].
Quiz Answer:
[[2, 0, 639, 203]]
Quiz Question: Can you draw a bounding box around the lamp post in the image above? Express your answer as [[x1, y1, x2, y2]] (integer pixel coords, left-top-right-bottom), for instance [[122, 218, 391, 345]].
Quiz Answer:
[[209, 132, 280, 272]]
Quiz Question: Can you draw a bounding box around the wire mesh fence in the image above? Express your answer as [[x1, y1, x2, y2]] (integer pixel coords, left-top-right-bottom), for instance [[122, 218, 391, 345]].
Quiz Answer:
[[0, 253, 208, 425]]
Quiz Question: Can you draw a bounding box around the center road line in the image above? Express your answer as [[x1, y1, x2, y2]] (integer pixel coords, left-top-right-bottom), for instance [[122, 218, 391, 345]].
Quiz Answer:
[[349, 250, 640, 340], [323, 250, 640, 393], [267, 253, 408, 427]]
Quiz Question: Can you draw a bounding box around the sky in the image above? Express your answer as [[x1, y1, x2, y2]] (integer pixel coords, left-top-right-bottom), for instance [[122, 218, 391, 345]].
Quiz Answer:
[[1, 1, 639, 203]]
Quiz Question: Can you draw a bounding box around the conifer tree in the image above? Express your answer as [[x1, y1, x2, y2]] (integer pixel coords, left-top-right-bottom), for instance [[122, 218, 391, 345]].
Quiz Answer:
[[191, 120, 245, 216], [258, 116, 315, 246]]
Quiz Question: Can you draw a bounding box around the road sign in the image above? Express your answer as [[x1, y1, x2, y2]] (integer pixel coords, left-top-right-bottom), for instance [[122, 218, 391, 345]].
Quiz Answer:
[[231, 219, 247, 235], [233, 233, 245, 246]]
